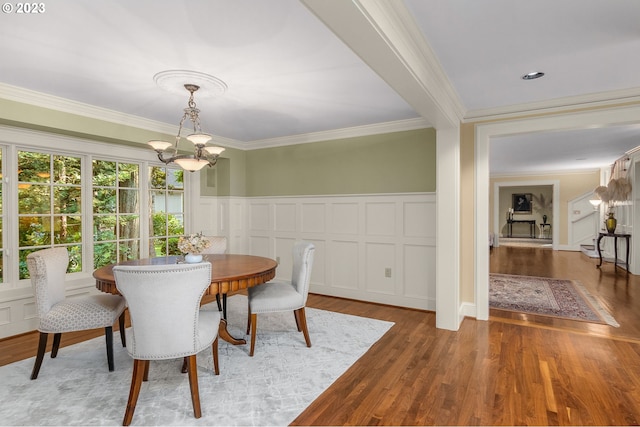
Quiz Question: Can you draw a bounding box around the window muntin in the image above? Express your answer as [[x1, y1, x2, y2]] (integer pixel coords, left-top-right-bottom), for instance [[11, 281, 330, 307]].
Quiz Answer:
[[92, 160, 140, 268], [149, 166, 184, 257], [17, 151, 82, 279], [4, 136, 192, 286]]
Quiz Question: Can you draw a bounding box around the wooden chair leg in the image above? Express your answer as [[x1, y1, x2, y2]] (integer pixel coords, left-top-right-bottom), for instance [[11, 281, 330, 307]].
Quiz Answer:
[[246, 302, 251, 334], [105, 326, 115, 371], [143, 360, 150, 381], [30, 332, 48, 380], [295, 308, 312, 348], [212, 336, 220, 375], [181, 357, 188, 373], [123, 359, 147, 426], [51, 333, 62, 358], [249, 313, 257, 357], [118, 311, 127, 347], [293, 311, 302, 332], [186, 355, 202, 419]]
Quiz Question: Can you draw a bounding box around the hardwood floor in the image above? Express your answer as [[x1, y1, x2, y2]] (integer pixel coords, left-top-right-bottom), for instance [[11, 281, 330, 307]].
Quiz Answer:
[[2, 248, 640, 425], [293, 247, 640, 425], [489, 245, 640, 341]]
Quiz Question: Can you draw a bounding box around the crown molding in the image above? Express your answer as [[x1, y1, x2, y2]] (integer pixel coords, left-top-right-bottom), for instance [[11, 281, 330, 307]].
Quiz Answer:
[[0, 82, 430, 151], [490, 168, 601, 179], [464, 87, 640, 122], [0, 82, 179, 135], [0, 82, 245, 150], [245, 117, 430, 149]]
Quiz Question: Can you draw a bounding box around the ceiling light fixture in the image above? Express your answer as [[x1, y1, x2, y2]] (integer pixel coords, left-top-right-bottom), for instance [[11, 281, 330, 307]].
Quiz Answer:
[[522, 71, 545, 80], [148, 84, 225, 172]]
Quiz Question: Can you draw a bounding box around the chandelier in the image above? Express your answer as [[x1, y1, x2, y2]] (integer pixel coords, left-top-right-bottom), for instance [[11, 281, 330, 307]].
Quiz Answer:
[[148, 84, 225, 172]]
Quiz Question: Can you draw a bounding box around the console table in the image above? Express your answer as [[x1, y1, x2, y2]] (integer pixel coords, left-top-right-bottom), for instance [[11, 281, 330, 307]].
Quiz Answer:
[[596, 232, 631, 271], [507, 219, 536, 238]]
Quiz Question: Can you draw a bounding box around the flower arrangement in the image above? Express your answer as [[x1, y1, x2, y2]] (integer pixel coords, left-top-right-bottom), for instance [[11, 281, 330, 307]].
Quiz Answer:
[[594, 177, 632, 213], [177, 232, 211, 254], [532, 193, 552, 217]]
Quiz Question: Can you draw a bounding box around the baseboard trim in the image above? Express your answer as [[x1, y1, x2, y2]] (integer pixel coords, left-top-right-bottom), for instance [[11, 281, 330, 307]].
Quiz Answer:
[[460, 301, 477, 319]]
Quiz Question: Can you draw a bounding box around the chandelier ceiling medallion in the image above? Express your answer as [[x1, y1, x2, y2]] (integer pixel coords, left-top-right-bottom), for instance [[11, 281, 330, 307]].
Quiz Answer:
[[148, 71, 226, 172]]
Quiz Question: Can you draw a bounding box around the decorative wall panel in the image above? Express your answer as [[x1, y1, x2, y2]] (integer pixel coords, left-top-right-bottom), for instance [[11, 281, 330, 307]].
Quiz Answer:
[[244, 193, 435, 310], [365, 202, 396, 236], [301, 203, 326, 233], [365, 242, 395, 294], [403, 244, 435, 301], [330, 240, 360, 290], [0, 306, 10, 325], [249, 203, 270, 231], [249, 236, 270, 258], [330, 203, 359, 235], [275, 204, 296, 232], [404, 201, 434, 238]]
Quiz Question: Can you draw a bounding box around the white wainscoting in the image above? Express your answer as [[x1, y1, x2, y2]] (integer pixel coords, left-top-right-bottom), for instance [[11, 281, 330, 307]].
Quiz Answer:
[[237, 193, 437, 311], [0, 278, 103, 338], [1, 192, 435, 338]]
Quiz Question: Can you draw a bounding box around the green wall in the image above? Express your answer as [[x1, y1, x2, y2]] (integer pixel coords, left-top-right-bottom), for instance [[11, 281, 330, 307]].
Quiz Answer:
[[0, 98, 169, 148], [2, 98, 436, 197], [244, 128, 436, 196]]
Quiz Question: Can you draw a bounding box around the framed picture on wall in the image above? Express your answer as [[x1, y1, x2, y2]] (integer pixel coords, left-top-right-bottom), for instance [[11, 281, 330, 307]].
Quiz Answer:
[[512, 193, 532, 214]]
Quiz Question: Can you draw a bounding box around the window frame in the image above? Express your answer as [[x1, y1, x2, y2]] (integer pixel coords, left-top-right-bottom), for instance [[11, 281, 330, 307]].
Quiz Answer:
[[0, 126, 194, 288], [16, 149, 84, 279], [92, 159, 143, 269]]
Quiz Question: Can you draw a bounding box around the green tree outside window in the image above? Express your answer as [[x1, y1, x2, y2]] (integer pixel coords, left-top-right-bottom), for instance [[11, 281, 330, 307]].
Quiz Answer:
[[17, 151, 82, 279]]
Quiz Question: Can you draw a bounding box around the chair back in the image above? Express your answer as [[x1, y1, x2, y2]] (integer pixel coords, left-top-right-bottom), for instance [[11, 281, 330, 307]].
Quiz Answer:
[[290, 241, 315, 303], [201, 236, 228, 254], [26, 247, 69, 316], [113, 262, 212, 359]]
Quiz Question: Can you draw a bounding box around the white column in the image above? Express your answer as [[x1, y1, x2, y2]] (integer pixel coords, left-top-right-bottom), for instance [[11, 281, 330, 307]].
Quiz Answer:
[[436, 127, 461, 330]]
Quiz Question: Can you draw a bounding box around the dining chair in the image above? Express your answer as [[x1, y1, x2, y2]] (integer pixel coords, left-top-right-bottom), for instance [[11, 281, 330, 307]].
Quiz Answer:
[[201, 236, 228, 317], [112, 262, 220, 426], [246, 241, 315, 356], [26, 247, 127, 380]]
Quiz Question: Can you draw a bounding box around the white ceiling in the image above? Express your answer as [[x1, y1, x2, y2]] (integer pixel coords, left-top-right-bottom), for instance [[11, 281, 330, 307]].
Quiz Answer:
[[1, 0, 639, 174]]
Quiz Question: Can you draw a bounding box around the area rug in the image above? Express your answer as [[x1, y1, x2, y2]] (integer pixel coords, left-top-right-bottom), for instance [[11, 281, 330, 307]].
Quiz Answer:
[[489, 273, 619, 327], [0, 295, 394, 426]]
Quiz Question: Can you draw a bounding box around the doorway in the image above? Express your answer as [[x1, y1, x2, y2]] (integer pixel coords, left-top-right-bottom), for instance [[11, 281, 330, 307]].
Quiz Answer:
[[474, 104, 640, 321], [493, 181, 558, 249]]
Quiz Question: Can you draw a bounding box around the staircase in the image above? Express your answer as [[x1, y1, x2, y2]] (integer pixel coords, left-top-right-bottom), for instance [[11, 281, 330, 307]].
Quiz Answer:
[[580, 239, 599, 258]]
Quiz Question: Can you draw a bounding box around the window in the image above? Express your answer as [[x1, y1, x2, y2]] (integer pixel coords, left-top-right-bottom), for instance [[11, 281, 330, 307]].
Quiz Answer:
[[92, 160, 141, 268], [149, 166, 184, 256], [8, 134, 191, 284], [17, 151, 82, 279]]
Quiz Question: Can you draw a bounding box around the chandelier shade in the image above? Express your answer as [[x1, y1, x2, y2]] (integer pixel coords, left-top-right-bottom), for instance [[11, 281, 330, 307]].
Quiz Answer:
[[173, 157, 210, 171], [148, 84, 225, 172], [186, 133, 212, 145]]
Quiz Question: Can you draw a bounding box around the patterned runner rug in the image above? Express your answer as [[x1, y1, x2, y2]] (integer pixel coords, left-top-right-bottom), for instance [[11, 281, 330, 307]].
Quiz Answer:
[[0, 295, 394, 426], [490, 273, 619, 327]]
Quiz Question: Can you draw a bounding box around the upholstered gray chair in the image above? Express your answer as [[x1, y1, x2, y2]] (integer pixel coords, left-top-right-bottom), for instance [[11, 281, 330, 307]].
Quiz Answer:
[[26, 247, 126, 380], [201, 236, 229, 317], [113, 262, 220, 426], [246, 241, 315, 356]]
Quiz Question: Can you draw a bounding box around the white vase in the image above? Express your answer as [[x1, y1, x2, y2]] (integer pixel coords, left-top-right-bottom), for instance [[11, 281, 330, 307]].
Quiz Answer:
[[184, 253, 203, 263]]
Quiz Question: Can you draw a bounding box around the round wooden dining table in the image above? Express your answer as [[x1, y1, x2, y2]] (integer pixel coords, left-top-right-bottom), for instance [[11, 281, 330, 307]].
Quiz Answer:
[[93, 254, 278, 345]]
